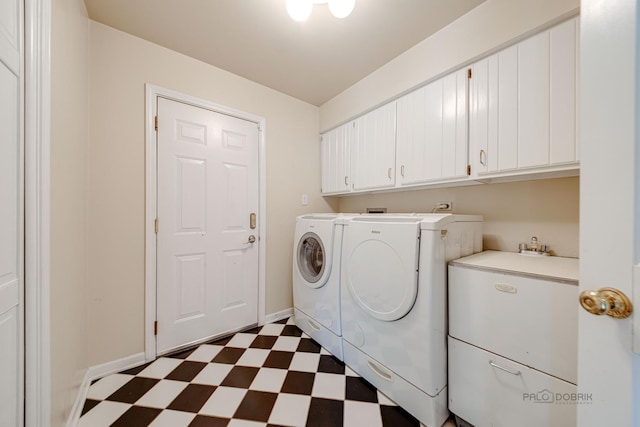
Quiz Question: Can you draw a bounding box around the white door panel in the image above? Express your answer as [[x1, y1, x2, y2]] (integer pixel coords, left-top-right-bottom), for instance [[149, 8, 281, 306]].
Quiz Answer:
[[157, 97, 259, 354], [0, 0, 22, 422], [579, 1, 637, 425]]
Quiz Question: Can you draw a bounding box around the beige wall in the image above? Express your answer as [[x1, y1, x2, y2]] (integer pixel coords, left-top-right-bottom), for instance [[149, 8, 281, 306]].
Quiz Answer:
[[50, 0, 89, 424], [338, 177, 579, 257], [87, 22, 334, 366], [322, 0, 581, 258]]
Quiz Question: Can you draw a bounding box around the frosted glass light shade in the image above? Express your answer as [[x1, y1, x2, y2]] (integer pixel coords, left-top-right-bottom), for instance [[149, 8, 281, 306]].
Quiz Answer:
[[286, 0, 313, 22], [328, 0, 355, 18]]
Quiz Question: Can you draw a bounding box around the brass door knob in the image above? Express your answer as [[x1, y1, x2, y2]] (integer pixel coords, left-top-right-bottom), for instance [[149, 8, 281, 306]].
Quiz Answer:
[[579, 287, 633, 319]]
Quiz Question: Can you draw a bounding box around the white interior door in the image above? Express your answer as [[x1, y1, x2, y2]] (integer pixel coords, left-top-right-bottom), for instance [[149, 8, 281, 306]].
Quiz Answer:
[[0, 0, 23, 424], [156, 97, 259, 355], [578, 0, 638, 425]]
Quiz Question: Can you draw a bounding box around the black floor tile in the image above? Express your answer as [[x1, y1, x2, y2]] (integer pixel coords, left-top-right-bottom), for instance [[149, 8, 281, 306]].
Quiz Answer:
[[188, 414, 230, 427], [318, 354, 345, 374], [380, 404, 421, 427], [281, 325, 303, 337], [166, 361, 208, 382], [106, 377, 160, 403], [263, 350, 294, 369], [212, 347, 246, 364], [167, 383, 217, 413], [306, 397, 344, 427], [110, 406, 162, 427], [233, 390, 279, 422], [249, 335, 278, 349], [168, 347, 197, 359], [297, 337, 322, 353], [80, 398, 100, 415], [120, 361, 153, 376], [281, 370, 315, 395], [208, 335, 232, 346], [345, 376, 378, 403], [220, 366, 260, 388]]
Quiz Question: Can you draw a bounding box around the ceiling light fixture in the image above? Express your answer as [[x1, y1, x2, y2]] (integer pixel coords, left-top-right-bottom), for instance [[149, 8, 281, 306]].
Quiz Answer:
[[286, 0, 356, 22]]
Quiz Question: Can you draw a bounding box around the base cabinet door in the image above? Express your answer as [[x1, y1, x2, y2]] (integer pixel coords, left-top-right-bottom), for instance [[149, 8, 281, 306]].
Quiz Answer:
[[448, 337, 577, 427]]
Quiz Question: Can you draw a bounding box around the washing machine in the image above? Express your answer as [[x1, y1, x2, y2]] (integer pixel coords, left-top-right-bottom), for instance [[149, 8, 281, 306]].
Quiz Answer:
[[293, 213, 356, 360], [340, 214, 482, 427]]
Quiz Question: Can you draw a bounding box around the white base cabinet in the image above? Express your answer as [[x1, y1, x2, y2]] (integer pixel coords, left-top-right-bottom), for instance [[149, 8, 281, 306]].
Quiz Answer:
[[448, 251, 579, 427]]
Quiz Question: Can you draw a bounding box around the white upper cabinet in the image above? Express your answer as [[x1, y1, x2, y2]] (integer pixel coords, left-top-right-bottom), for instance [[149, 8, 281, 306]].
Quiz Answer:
[[351, 102, 397, 191], [470, 17, 579, 179], [320, 16, 579, 195], [320, 122, 353, 194], [396, 68, 469, 186]]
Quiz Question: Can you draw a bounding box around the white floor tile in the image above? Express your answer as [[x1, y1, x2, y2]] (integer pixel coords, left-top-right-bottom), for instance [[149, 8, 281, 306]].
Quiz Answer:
[[345, 366, 359, 377], [320, 347, 331, 355], [186, 344, 223, 362], [443, 419, 457, 427], [267, 393, 311, 427], [288, 352, 320, 372], [191, 363, 234, 386], [134, 379, 188, 408], [258, 323, 285, 336], [86, 374, 134, 400], [311, 372, 346, 400], [137, 357, 184, 379], [344, 400, 383, 427], [199, 386, 247, 418], [249, 368, 287, 393], [376, 390, 398, 406], [227, 333, 257, 348], [148, 409, 196, 427], [271, 336, 301, 352], [236, 348, 270, 367], [78, 401, 131, 427]]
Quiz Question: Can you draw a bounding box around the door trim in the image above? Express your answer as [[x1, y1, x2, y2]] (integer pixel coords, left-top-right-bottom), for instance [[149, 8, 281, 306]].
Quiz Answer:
[[144, 84, 267, 361], [25, 0, 51, 425]]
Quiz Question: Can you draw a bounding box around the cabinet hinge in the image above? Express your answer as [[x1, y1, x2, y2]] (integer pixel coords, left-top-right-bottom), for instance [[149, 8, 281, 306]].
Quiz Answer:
[[467, 164, 471, 176], [467, 68, 472, 79], [154, 321, 158, 336], [154, 115, 158, 131], [154, 218, 159, 233]]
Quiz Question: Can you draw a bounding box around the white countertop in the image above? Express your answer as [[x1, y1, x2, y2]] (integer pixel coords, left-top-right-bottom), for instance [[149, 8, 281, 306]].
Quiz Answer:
[[450, 250, 579, 283]]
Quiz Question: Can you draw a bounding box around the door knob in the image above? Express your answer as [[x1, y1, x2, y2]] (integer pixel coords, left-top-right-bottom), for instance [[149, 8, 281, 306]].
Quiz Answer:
[[579, 287, 633, 319], [245, 235, 256, 244]]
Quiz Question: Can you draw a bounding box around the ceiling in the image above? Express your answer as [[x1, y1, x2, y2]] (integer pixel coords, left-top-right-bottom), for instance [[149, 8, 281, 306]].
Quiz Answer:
[[84, 0, 485, 106]]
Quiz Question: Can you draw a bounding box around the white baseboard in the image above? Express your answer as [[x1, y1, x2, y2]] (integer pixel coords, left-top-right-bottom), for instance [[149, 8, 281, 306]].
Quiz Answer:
[[66, 352, 146, 427], [264, 307, 293, 324]]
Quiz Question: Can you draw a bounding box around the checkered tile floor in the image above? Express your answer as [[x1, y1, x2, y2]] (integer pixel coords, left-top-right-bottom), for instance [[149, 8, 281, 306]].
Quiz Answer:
[[79, 317, 451, 426]]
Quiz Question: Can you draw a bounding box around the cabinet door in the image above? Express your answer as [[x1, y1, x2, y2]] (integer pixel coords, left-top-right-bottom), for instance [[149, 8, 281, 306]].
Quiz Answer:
[[471, 18, 579, 178], [518, 30, 550, 168], [320, 124, 352, 194], [396, 69, 468, 185], [352, 103, 396, 191], [550, 18, 578, 164]]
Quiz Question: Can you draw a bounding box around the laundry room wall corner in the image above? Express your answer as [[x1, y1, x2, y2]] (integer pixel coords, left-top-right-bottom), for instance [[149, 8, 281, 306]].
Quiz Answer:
[[87, 21, 333, 367]]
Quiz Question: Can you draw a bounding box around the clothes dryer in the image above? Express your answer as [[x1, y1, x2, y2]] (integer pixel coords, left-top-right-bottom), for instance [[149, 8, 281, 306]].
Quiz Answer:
[[340, 214, 482, 426], [293, 213, 356, 360]]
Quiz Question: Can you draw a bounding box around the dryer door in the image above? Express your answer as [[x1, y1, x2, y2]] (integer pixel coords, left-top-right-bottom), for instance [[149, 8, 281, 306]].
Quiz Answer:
[[344, 219, 420, 321], [297, 232, 329, 288]]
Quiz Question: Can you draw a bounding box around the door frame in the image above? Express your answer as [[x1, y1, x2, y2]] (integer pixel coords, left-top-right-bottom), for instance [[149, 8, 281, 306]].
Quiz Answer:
[[144, 84, 267, 361], [25, 0, 51, 425]]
